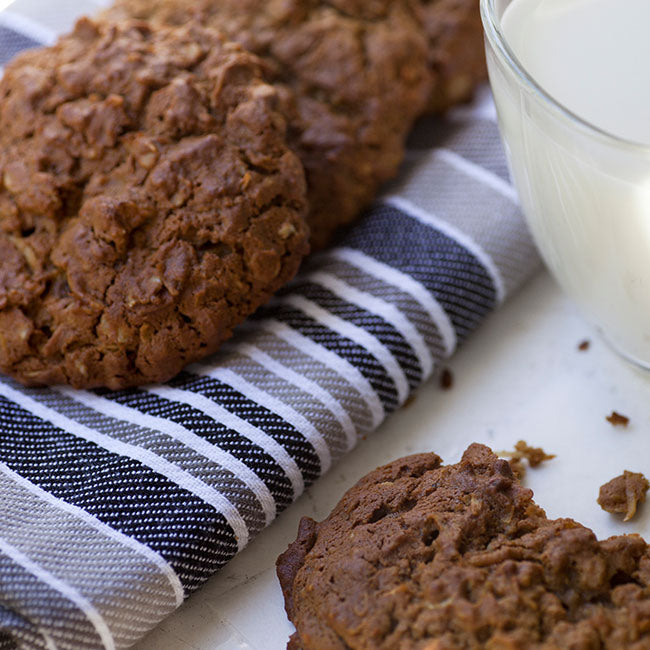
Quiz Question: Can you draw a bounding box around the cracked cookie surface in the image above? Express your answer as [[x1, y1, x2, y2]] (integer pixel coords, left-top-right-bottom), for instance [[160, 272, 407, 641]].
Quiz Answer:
[[278, 444, 650, 649], [105, 0, 468, 249], [0, 17, 308, 389]]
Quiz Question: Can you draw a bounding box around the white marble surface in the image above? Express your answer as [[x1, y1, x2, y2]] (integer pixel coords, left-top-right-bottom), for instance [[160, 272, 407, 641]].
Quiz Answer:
[[133, 270, 650, 649]]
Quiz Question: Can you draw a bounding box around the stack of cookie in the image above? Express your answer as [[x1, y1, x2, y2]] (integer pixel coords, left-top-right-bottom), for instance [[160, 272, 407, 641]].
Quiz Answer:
[[0, 0, 485, 390]]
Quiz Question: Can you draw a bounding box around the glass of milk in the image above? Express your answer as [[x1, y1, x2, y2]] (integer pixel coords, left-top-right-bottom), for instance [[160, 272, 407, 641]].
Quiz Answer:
[[482, 0, 650, 367]]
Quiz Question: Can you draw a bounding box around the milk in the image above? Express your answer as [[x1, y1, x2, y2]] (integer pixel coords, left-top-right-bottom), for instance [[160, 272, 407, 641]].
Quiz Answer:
[[485, 0, 650, 366], [502, 0, 650, 145]]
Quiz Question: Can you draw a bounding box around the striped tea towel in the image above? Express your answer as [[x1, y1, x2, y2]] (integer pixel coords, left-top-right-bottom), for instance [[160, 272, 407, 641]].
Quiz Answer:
[[0, 4, 541, 649]]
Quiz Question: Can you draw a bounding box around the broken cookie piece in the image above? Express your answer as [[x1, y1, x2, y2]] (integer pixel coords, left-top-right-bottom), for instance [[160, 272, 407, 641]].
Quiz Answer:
[[499, 439, 555, 479], [598, 470, 650, 521], [278, 444, 650, 649], [606, 411, 630, 427]]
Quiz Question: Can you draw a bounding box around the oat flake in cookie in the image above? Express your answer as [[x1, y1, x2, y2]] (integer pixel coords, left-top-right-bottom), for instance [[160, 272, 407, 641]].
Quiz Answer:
[[0, 18, 308, 389], [278, 444, 650, 649]]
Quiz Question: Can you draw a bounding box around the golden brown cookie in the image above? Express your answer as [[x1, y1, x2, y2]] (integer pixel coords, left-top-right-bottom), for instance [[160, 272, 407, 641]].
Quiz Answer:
[[104, 0, 485, 249], [415, 0, 487, 112], [0, 18, 308, 389], [278, 444, 650, 649]]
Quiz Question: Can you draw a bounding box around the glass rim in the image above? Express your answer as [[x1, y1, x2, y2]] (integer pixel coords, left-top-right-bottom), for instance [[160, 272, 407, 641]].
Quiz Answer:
[[480, 0, 650, 154]]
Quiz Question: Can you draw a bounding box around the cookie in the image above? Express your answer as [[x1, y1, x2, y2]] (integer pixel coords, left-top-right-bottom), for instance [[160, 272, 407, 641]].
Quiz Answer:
[[278, 444, 650, 649], [104, 0, 484, 248], [0, 18, 308, 389], [415, 0, 487, 112]]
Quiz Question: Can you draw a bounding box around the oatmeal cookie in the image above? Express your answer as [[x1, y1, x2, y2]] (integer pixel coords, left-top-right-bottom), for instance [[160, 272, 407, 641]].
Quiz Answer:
[[0, 17, 308, 389], [106, 0, 483, 248], [415, 0, 487, 112], [278, 444, 650, 649]]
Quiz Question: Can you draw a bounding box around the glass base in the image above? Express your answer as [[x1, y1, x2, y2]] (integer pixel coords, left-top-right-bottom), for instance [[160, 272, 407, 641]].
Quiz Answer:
[[597, 327, 650, 373]]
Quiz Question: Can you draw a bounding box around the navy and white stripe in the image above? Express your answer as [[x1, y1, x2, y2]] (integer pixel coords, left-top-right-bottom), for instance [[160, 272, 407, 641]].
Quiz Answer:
[[0, 8, 541, 649], [341, 203, 499, 343]]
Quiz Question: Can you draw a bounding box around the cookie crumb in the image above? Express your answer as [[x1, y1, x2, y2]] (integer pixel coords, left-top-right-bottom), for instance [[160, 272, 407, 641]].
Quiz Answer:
[[499, 440, 555, 479], [577, 339, 590, 351], [598, 470, 649, 521], [606, 411, 630, 427], [440, 368, 454, 390], [508, 456, 526, 480], [402, 394, 417, 409]]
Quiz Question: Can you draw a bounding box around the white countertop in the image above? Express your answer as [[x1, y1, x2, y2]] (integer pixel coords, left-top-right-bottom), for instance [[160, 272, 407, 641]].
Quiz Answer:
[[133, 269, 650, 649]]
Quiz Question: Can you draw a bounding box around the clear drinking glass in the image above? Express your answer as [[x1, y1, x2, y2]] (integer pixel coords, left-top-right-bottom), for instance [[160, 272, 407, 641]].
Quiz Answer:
[[481, 0, 650, 368]]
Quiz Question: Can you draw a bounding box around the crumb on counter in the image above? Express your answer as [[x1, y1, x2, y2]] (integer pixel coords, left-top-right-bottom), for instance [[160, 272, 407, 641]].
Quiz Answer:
[[440, 368, 454, 390], [577, 339, 590, 351], [499, 440, 556, 479], [598, 470, 650, 521], [402, 393, 418, 409], [507, 457, 526, 480], [606, 411, 630, 427]]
